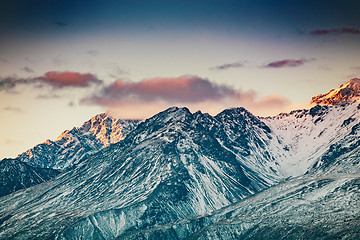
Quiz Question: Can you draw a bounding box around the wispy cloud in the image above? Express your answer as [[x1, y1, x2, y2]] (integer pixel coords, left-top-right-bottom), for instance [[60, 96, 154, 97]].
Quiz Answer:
[[36, 94, 62, 99], [4, 138, 18, 144], [107, 64, 130, 79], [0, 71, 102, 91], [310, 27, 360, 36], [52, 56, 67, 66], [264, 58, 315, 68], [53, 21, 69, 27], [21, 66, 34, 73], [83, 75, 293, 118], [0, 76, 34, 91], [36, 71, 102, 88], [87, 51, 98, 57], [350, 66, 360, 71], [3, 106, 25, 114], [210, 62, 243, 71]]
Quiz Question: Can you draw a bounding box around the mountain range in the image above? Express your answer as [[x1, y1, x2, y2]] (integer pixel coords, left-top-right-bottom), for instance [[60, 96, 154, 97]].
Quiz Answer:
[[1, 78, 360, 239]]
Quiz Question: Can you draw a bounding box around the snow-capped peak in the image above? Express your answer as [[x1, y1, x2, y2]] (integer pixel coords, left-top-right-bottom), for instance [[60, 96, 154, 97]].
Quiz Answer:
[[16, 113, 140, 170], [311, 78, 360, 106]]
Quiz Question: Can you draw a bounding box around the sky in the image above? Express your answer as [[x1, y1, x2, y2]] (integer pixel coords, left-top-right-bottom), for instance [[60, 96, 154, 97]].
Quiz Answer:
[[1, 0, 360, 158]]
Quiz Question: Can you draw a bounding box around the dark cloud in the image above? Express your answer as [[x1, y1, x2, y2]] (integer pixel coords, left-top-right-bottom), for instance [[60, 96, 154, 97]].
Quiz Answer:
[[211, 62, 243, 71], [0, 76, 34, 91], [54, 21, 69, 27], [3, 106, 25, 114], [36, 71, 102, 88], [21, 66, 34, 73], [264, 58, 314, 68], [310, 27, 360, 36]]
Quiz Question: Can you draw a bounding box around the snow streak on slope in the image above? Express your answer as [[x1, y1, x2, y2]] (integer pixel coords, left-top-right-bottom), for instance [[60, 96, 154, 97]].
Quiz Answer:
[[16, 113, 140, 170], [120, 174, 360, 240], [0, 107, 274, 239], [195, 108, 283, 186], [262, 102, 360, 177]]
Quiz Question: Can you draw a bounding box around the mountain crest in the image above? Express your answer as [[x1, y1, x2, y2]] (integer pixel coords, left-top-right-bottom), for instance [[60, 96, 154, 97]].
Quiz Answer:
[[16, 113, 140, 170], [311, 78, 360, 106], [145, 107, 192, 126]]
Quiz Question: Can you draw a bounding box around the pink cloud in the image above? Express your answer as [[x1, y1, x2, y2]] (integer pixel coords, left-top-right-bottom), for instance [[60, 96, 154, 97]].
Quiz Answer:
[[264, 58, 314, 68], [255, 95, 292, 109], [37, 71, 102, 88], [92, 75, 237, 103], [83, 75, 294, 118], [310, 27, 360, 36], [0, 71, 102, 92]]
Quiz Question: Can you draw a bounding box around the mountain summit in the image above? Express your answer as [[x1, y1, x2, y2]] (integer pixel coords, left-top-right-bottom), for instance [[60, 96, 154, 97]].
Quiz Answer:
[[311, 78, 360, 106], [17, 113, 140, 170]]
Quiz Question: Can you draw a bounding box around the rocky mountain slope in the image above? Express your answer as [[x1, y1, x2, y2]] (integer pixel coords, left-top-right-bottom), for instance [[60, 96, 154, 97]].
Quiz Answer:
[[1, 78, 360, 239], [118, 79, 360, 239], [120, 174, 360, 240], [262, 102, 360, 177], [0, 158, 59, 197], [0, 107, 278, 239], [0, 113, 139, 198]]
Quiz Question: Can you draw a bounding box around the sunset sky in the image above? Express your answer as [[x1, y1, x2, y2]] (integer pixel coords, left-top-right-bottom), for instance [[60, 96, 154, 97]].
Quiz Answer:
[[1, 0, 360, 158]]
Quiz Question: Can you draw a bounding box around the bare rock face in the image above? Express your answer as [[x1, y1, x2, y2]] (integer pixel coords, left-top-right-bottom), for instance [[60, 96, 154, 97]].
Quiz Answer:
[[311, 78, 360, 106]]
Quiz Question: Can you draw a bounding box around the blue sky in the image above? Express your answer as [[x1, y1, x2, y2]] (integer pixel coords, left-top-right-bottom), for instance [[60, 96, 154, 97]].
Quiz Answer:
[[1, 0, 360, 158]]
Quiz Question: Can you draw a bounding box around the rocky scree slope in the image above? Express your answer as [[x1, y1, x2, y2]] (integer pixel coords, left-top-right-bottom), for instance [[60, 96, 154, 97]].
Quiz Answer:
[[120, 174, 360, 240]]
